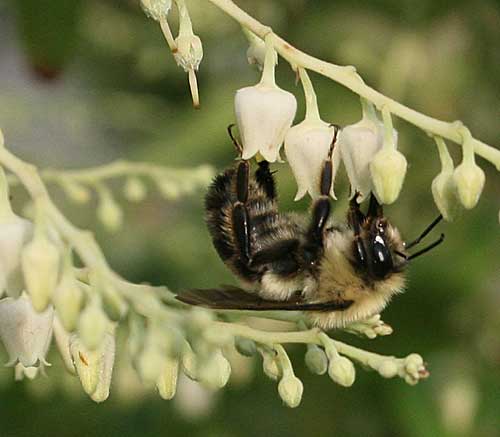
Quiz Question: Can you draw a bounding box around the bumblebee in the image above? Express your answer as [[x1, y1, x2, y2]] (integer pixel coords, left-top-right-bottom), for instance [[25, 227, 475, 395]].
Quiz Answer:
[[177, 126, 444, 329]]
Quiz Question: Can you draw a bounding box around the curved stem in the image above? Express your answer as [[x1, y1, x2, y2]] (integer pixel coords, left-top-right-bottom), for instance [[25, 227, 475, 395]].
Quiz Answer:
[[298, 68, 321, 122], [207, 0, 500, 170]]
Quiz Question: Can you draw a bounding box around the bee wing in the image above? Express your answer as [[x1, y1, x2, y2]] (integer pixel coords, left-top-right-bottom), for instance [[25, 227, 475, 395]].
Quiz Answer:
[[176, 285, 353, 312]]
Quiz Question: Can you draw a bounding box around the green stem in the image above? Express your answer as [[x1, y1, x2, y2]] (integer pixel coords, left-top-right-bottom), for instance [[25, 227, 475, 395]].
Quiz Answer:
[[434, 137, 454, 172], [298, 68, 321, 122]]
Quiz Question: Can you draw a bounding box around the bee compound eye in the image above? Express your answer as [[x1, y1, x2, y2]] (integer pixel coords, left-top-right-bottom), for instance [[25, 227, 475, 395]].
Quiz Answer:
[[371, 236, 393, 279]]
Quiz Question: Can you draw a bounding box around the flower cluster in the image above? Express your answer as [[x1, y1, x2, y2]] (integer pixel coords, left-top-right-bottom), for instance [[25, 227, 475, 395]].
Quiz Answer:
[[0, 126, 430, 405]]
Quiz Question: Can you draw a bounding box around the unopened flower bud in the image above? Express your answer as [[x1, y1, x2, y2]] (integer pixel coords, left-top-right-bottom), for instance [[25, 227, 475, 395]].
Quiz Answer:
[[285, 120, 338, 200], [101, 283, 128, 322], [0, 294, 53, 367], [155, 177, 180, 199], [261, 350, 281, 380], [0, 215, 33, 298], [339, 116, 390, 202], [21, 234, 60, 312], [124, 177, 147, 202], [198, 349, 231, 390], [157, 357, 179, 400], [235, 338, 257, 357], [52, 315, 76, 374], [278, 375, 303, 408], [61, 179, 90, 204], [70, 332, 115, 402], [140, 0, 171, 21], [53, 270, 83, 332], [235, 84, 297, 162], [432, 171, 461, 221], [135, 341, 167, 385], [328, 356, 356, 387], [181, 343, 198, 380], [97, 187, 123, 232], [242, 28, 277, 70], [376, 359, 398, 379], [453, 161, 485, 210], [78, 296, 109, 350], [174, 34, 203, 72], [370, 148, 407, 204], [304, 344, 328, 375]]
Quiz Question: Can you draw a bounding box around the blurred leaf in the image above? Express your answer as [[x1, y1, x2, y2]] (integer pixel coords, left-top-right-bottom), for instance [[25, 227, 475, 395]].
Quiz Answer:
[[13, 0, 83, 79]]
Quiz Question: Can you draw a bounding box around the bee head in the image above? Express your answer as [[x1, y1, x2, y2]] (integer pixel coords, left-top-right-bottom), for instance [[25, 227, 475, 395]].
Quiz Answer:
[[348, 195, 407, 281]]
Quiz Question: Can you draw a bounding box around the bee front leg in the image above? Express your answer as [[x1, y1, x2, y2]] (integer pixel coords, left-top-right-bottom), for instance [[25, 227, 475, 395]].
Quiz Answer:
[[233, 160, 252, 263]]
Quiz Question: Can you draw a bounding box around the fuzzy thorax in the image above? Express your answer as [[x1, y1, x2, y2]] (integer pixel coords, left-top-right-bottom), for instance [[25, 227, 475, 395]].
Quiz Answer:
[[306, 229, 406, 329]]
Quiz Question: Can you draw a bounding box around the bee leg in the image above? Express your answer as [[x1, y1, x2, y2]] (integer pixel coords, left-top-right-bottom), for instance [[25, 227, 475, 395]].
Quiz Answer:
[[233, 159, 252, 263], [347, 193, 368, 268], [255, 160, 276, 200], [302, 149, 336, 268]]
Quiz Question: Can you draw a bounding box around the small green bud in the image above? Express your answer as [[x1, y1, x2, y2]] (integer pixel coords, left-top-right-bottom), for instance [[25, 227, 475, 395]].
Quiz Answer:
[[278, 375, 303, 408], [124, 177, 147, 203], [78, 296, 109, 350], [235, 338, 257, 357], [328, 356, 356, 387], [370, 148, 407, 204], [97, 187, 123, 232], [22, 235, 60, 312], [53, 271, 83, 332], [61, 179, 90, 204], [181, 343, 198, 380], [70, 333, 115, 402], [261, 350, 281, 381], [156, 357, 179, 400], [304, 345, 328, 375], [432, 171, 461, 221], [135, 341, 166, 385], [376, 359, 398, 379], [453, 161, 485, 209]]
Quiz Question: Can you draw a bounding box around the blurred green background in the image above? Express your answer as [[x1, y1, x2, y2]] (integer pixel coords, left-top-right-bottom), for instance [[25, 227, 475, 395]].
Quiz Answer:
[[0, 0, 499, 436]]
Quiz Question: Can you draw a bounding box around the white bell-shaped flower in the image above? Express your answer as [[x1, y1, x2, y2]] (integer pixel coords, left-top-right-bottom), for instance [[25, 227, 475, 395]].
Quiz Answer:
[[140, 0, 171, 21], [285, 120, 339, 200], [0, 294, 53, 367], [235, 37, 296, 162], [339, 100, 397, 202]]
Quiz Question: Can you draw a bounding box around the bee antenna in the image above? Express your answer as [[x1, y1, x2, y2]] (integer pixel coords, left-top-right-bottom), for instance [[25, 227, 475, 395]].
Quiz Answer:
[[406, 233, 445, 261], [227, 123, 243, 155], [405, 214, 443, 250]]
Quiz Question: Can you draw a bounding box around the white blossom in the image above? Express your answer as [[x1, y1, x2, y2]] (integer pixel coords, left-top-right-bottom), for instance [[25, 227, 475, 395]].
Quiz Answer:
[[235, 84, 296, 162], [284, 120, 339, 200], [0, 294, 53, 367]]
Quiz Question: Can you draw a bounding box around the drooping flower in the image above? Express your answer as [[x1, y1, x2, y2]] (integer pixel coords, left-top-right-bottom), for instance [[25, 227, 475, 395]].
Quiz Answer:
[[70, 332, 116, 402], [0, 294, 53, 367], [284, 70, 339, 200], [235, 36, 296, 162], [431, 137, 461, 221], [339, 99, 398, 202]]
